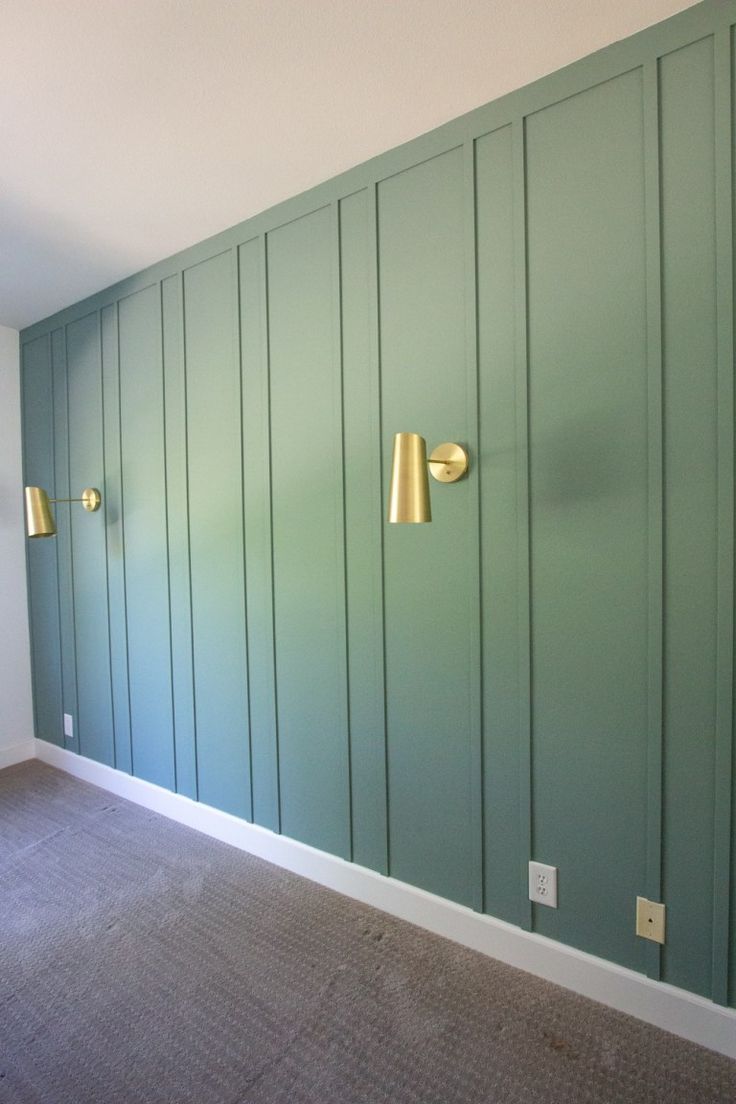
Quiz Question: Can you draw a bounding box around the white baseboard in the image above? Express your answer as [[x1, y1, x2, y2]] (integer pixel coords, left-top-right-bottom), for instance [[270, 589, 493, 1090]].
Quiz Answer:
[[0, 739, 36, 770], [33, 738, 736, 1061]]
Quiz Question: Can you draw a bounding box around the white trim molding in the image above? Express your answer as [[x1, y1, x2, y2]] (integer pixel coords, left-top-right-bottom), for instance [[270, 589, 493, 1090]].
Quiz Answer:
[[0, 739, 35, 770], [33, 738, 736, 1061]]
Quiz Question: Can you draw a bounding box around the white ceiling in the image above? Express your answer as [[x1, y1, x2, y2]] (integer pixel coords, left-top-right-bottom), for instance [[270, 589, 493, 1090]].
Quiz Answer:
[[1, 0, 693, 330]]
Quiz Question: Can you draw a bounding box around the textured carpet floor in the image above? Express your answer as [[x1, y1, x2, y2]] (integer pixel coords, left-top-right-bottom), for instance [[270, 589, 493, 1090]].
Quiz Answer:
[[0, 762, 734, 1104]]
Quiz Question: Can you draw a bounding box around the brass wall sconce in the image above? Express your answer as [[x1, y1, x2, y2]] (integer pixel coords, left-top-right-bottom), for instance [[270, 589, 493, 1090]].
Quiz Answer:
[[387, 432, 469, 523], [24, 486, 102, 538]]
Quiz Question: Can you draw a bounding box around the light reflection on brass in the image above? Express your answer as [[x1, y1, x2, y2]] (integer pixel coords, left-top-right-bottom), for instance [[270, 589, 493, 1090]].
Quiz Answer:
[[387, 433, 431, 523], [387, 434, 469, 524], [428, 442, 469, 483], [24, 485, 102, 539], [25, 486, 56, 538]]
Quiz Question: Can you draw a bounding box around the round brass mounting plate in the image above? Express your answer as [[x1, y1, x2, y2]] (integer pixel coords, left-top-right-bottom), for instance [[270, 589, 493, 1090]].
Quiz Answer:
[[428, 442, 468, 483], [81, 488, 102, 512]]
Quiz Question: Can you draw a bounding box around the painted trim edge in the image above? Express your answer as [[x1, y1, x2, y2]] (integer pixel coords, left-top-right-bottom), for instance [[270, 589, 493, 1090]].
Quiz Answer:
[[33, 738, 736, 1060], [0, 740, 36, 770]]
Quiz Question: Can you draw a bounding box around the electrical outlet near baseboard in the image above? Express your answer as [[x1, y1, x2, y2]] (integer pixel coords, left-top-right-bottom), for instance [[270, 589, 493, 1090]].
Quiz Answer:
[[63, 713, 73, 740], [636, 896, 666, 944], [528, 861, 558, 908]]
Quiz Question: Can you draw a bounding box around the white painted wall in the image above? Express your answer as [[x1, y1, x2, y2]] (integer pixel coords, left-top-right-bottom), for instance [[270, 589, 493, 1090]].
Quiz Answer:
[[1, 0, 696, 329], [0, 324, 34, 764]]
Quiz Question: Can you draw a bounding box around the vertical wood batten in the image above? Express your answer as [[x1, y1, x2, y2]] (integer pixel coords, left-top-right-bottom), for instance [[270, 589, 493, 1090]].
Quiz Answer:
[[370, 184, 390, 875], [180, 271, 199, 800], [62, 327, 78, 754], [643, 57, 664, 983], [477, 123, 520, 924], [232, 247, 253, 819], [340, 190, 388, 868], [99, 310, 116, 768], [374, 180, 392, 877], [240, 237, 279, 829], [63, 327, 78, 753], [52, 328, 78, 752], [111, 303, 134, 774], [106, 298, 134, 772], [99, 315, 116, 770], [512, 116, 533, 932], [159, 281, 176, 791], [262, 233, 281, 832], [66, 324, 81, 758], [160, 280, 177, 790], [162, 274, 199, 799], [332, 202, 353, 859], [712, 23, 734, 1007], [464, 140, 484, 913]]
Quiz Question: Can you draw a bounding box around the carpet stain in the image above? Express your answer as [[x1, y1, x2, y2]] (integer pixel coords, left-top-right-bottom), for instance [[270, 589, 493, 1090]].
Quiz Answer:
[[543, 1031, 579, 1059]]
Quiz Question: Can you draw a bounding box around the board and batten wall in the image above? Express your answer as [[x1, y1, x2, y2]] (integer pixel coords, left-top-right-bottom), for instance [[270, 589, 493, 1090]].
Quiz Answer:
[[20, 0, 736, 1009]]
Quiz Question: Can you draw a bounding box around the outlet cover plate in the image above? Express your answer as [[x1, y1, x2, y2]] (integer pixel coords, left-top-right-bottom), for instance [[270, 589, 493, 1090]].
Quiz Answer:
[[529, 861, 558, 908], [63, 713, 73, 739], [636, 896, 666, 944]]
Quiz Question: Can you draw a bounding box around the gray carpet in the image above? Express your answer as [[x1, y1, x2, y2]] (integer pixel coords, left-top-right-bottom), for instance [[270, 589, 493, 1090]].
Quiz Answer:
[[0, 761, 734, 1104]]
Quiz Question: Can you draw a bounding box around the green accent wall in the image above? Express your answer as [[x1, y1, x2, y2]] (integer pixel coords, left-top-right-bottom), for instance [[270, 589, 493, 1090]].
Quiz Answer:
[[20, 0, 736, 1009], [526, 69, 650, 972]]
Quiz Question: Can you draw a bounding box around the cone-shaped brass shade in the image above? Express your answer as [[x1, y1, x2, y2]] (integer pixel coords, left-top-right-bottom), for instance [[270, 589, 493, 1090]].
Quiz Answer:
[[387, 432, 431, 523], [25, 486, 56, 538]]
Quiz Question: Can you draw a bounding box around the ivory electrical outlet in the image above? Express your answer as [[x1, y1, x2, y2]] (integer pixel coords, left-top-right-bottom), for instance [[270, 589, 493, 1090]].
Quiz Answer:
[[528, 861, 558, 908], [63, 713, 73, 740], [636, 896, 666, 944]]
